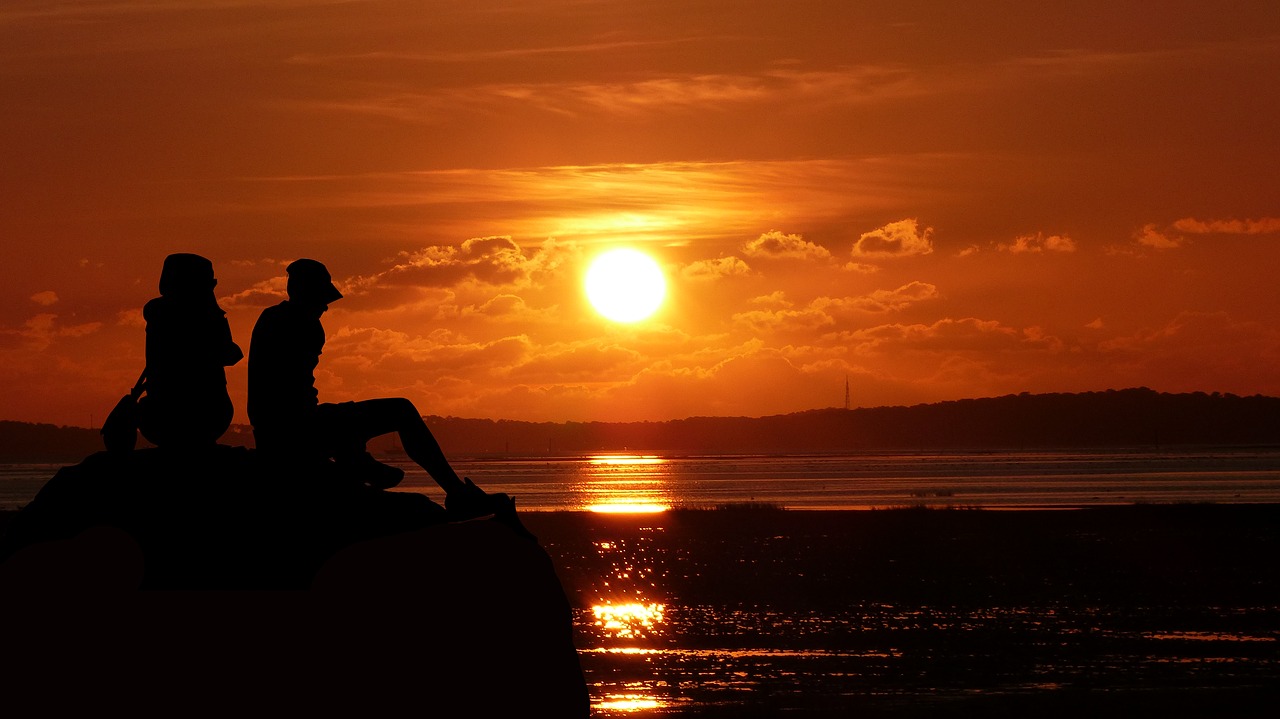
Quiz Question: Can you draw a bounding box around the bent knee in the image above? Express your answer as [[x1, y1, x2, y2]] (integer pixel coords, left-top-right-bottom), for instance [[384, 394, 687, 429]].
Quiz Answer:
[[376, 397, 421, 424]]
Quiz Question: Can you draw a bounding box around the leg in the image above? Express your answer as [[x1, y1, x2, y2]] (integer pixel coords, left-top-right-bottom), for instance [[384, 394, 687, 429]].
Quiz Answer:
[[340, 398, 465, 495], [329, 399, 534, 538]]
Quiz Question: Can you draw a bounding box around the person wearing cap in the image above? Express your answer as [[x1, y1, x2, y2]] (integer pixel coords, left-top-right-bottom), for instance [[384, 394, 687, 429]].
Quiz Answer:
[[247, 259, 506, 523], [137, 253, 244, 448]]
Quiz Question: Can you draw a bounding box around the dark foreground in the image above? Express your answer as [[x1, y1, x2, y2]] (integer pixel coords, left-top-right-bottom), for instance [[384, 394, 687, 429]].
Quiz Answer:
[[1, 503, 1278, 717], [519, 504, 1280, 717], [0, 449, 589, 716]]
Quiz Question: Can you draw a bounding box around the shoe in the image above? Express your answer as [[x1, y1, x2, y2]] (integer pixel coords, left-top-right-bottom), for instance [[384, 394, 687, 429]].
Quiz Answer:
[[339, 452, 405, 490], [446, 479, 536, 541], [489, 493, 537, 542], [446, 477, 494, 520]]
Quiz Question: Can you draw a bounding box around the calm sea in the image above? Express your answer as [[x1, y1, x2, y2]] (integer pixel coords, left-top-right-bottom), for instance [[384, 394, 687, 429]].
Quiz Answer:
[[4, 448, 1280, 511], [400, 448, 1280, 512]]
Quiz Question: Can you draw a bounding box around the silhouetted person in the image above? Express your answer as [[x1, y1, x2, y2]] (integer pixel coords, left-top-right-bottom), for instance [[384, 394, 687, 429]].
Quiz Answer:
[[137, 253, 243, 449], [248, 259, 504, 521]]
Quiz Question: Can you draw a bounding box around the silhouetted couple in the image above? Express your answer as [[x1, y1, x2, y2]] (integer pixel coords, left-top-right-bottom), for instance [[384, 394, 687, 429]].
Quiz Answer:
[[138, 253, 506, 523]]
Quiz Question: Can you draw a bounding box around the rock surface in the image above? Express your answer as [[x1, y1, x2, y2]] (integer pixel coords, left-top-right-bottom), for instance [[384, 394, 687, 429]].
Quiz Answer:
[[0, 446, 589, 716]]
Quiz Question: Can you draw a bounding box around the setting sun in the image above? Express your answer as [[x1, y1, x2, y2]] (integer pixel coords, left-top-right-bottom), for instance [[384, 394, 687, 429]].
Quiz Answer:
[[584, 249, 666, 323]]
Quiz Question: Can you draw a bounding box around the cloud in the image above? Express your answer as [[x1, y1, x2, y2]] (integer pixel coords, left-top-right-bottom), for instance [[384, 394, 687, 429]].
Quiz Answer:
[[322, 326, 532, 380], [1171, 217, 1280, 235], [1098, 311, 1274, 354], [749, 291, 792, 309], [388, 236, 529, 287], [733, 283, 939, 334], [732, 306, 835, 335], [1094, 312, 1280, 393], [117, 308, 146, 328], [303, 66, 922, 123], [842, 261, 880, 273], [459, 294, 556, 324], [222, 277, 287, 309], [680, 256, 751, 281], [353, 237, 573, 300], [29, 291, 58, 306], [852, 219, 933, 258], [1134, 223, 1183, 249], [997, 232, 1077, 254], [506, 341, 643, 383], [841, 317, 1055, 353], [818, 282, 940, 314], [742, 231, 832, 261], [6, 313, 104, 351]]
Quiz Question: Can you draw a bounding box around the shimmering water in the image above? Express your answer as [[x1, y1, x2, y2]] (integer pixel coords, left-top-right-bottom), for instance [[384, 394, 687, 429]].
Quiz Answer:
[[547, 509, 1280, 716], [399, 449, 1280, 512], [6, 449, 1280, 511], [573, 602, 1280, 715]]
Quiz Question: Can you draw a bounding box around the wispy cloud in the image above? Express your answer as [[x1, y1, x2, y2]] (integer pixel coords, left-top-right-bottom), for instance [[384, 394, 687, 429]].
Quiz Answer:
[[997, 232, 1077, 254], [285, 37, 709, 66], [1134, 223, 1183, 249], [1171, 217, 1280, 235]]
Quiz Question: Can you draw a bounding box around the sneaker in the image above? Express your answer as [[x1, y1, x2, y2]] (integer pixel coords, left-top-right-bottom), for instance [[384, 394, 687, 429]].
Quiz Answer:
[[489, 493, 537, 542], [445, 477, 494, 520], [338, 452, 405, 490]]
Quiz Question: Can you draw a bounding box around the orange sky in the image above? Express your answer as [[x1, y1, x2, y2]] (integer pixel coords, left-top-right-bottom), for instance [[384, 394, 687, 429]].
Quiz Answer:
[[2, 1, 1279, 426]]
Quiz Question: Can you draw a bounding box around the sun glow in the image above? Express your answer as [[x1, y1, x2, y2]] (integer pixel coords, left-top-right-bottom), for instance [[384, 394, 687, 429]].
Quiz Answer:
[[588, 503, 669, 514], [584, 248, 666, 322]]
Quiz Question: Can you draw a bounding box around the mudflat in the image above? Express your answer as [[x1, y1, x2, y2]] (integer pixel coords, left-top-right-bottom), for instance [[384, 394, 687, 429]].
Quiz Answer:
[[524, 504, 1280, 717]]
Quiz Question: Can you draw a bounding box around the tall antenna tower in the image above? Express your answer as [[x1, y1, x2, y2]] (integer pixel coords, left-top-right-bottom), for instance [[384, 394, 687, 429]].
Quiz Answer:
[[844, 374, 851, 410]]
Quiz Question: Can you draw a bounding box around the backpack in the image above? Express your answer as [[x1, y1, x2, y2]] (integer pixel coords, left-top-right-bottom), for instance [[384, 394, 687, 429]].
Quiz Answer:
[[101, 370, 147, 453]]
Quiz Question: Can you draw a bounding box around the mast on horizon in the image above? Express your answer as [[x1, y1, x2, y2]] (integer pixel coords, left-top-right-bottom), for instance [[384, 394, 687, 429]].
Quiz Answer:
[[844, 375, 851, 410]]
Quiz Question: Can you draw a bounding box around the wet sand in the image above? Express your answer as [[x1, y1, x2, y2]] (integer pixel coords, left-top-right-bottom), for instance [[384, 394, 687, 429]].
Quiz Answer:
[[522, 504, 1280, 717]]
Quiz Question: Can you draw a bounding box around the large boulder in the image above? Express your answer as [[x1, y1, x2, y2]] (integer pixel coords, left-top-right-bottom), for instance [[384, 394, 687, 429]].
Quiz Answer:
[[0, 447, 589, 717]]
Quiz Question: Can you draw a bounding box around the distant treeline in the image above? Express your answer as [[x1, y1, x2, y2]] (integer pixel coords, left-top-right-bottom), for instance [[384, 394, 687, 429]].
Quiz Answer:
[[0, 422, 254, 463], [410, 388, 1280, 455], [3, 389, 1279, 461]]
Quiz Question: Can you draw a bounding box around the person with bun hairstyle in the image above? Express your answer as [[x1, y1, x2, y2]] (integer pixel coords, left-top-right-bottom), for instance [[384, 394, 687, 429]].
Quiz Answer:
[[137, 253, 244, 449]]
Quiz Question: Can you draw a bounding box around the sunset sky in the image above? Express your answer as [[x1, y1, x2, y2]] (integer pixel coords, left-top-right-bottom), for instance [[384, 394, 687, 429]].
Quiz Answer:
[[2, 1, 1279, 427]]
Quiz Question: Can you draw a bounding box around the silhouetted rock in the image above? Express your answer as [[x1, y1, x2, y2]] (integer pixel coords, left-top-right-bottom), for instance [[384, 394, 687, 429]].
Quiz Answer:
[[0, 447, 589, 716]]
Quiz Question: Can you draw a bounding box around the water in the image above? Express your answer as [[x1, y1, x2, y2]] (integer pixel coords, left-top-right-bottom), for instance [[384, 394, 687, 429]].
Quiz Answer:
[[539, 501, 1280, 716], [572, 602, 1280, 715], [6, 449, 1280, 511], [394, 448, 1280, 512]]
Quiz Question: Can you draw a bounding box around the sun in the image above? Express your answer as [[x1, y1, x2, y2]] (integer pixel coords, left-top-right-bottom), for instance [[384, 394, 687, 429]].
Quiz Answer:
[[584, 248, 667, 323]]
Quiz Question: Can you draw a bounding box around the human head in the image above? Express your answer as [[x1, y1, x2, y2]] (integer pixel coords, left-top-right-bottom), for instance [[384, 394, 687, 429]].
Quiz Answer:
[[286, 258, 343, 306], [158, 253, 216, 297]]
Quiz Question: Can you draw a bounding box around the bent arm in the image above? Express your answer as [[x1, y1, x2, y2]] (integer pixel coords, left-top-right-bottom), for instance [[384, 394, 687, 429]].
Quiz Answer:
[[218, 316, 244, 366]]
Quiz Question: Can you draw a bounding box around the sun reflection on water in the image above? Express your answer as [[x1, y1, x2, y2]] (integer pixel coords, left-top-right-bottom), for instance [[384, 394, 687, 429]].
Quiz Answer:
[[584, 514, 674, 713], [597, 694, 664, 712], [592, 602, 667, 640], [578, 454, 673, 513], [589, 454, 665, 466], [589, 503, 668, 513]]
